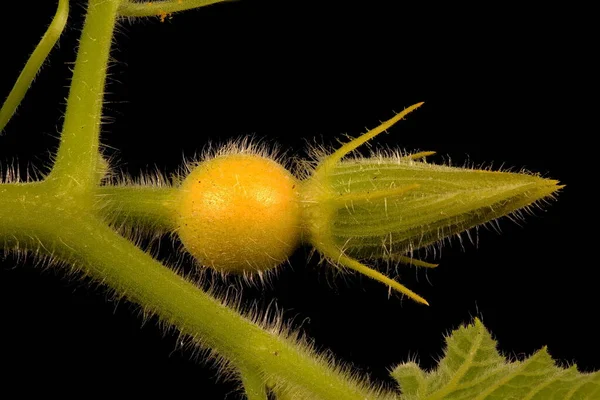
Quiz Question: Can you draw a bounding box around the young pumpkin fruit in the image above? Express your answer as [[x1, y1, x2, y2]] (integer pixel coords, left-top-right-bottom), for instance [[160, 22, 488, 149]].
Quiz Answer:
[[177, 153, 302, 273]]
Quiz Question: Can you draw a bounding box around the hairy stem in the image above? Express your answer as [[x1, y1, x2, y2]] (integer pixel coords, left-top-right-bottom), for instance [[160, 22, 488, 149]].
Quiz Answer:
[[239, 367, 268, 400], [47, 0, 120, 194], [0, 0, 69, 133], [96, 185, 180, 232], [74, 219, 377, 399], [118, 0, 230, 17]]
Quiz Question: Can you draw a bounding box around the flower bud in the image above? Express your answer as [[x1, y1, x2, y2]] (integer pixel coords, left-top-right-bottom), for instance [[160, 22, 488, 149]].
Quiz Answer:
[[301, 103, 562, 305]]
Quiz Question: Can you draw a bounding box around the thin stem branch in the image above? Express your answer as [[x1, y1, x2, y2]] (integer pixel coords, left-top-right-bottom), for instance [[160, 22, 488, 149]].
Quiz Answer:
[[118, 0, 231, 17], [0, 0, 69, 133], [239, 367, 268, 400], [95, 185, 180, 232], [47, 0, 120, 193]]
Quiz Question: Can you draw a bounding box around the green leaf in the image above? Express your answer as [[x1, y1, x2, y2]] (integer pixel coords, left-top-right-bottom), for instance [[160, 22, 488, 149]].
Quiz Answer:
[[391, 319, 600, 400]]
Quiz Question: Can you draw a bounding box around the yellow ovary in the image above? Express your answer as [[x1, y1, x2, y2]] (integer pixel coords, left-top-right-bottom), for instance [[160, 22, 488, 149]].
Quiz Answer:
[[178, 154, 301, 273]]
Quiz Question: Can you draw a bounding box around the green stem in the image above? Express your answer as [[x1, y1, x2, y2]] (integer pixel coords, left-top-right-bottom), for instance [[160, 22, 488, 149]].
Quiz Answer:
[[118, 0, 230, 17], [0, 183, 47, 243], [0, 0, 69, 133], [239, 367, 268, 400], [37, 214, 378, 399], [96, 185, 180, 232], [47, 0, 120, 193]]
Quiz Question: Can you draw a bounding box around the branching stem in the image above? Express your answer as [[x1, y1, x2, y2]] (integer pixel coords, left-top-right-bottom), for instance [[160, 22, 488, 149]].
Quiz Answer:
[[47, 0, 120, 194]]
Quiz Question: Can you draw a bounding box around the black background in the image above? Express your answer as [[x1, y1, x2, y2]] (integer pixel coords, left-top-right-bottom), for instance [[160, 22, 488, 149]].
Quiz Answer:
[[1, 1, 596, 398]]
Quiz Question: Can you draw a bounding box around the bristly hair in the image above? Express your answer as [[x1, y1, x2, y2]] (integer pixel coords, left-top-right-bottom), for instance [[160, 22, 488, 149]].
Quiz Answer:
[[179, 135, 294, 177]]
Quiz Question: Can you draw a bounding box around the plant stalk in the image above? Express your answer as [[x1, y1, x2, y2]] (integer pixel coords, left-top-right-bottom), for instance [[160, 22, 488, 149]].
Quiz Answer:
[[47, 0, 120, 194]]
